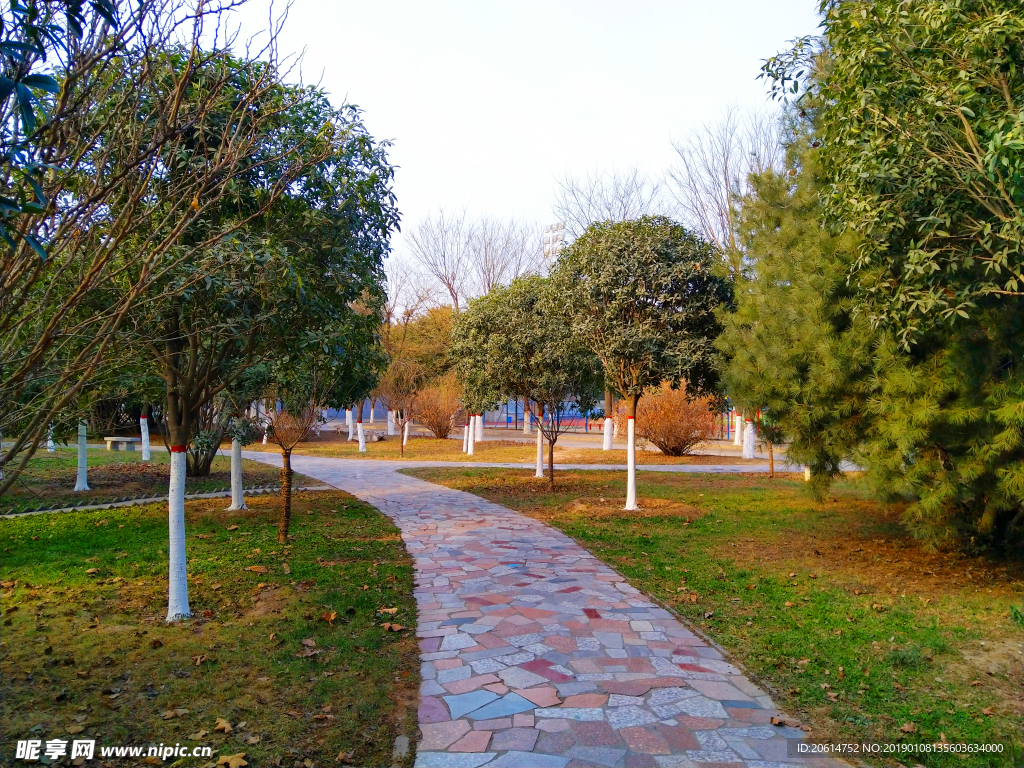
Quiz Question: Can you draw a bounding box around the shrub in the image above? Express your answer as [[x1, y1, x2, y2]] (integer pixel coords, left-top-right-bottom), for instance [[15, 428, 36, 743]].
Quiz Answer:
[[414, 373, 463, 439], [615, 382, 714, 456]]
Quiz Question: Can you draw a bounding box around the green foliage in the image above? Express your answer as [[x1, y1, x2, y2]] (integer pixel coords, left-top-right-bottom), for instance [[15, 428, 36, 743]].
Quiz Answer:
[[765, 1, 1024, 344], [553, 216, 732, 408], [718, 131, 876, 491]]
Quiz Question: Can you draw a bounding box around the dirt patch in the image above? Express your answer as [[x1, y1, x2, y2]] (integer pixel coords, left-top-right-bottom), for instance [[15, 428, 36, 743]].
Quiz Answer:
[[563, 496, 705, 520], [246, 585, 296, 618], [723, 503, 1023, 600]]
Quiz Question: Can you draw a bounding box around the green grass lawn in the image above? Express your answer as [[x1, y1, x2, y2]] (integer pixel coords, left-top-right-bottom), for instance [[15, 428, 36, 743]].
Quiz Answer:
[[0, 490, 418, 767], [405, 467, 1023, 768], [1, 447, 314, 515]]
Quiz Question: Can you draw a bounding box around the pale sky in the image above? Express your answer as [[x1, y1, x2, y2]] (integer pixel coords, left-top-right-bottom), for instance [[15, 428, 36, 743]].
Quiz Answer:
[[229, 1, 822, 255]]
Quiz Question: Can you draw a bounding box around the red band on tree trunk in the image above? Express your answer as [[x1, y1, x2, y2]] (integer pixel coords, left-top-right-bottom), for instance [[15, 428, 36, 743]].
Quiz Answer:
[[627, 416, 634, 420], [170, 445, 187, 452]]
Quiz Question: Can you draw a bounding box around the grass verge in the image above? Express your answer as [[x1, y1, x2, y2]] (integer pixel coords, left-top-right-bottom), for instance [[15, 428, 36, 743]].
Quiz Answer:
[[0, 490, 417, 767], [245, 433, 756, 466], [405, 467, 1022, 768], [1, 448, 313, 515]]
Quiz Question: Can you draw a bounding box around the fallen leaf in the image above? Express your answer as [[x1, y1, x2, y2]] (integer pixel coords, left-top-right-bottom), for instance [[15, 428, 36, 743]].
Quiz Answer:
[[378, 607, 398, 615], [771, 715, 802, 728], [784, 601, 795, 608], [900, 723, 916, 733], [702, 611, 714, 619], [894, 682, 908, 692], [244, 735, 261, 745], [381, 622, 405, 631], [162, 708, 189, 719], [236, 721, 247, 730], [788, 572, 797, 578], [969, 680, 982, 686], [797, 658, 810, 667], [85, 568, 99, 574], [195, 534, 212, 539], [150, 639, 163, 649], [282, 562, 291, 574], [826, 691, 839, 701], [216, 754, 247, 768], [214, 717, 233, 733], [67, 725, 85, 734], [285, 709, 303, 718], [227, 525, 239, 531], [211, 584, 222, 591], [321, 611, 338, 625], [337, 751, 355, 764], [301, 638, 316, 647], [192, 655, 207, 666], [144, 757, 162, 765], [362, 584, 369, 590], [246, 565, 268, 574], [187, 729, 209, 740], [295, 648, 321, 658], [689, 593, 697, 603], [981, 707, 994, 716]]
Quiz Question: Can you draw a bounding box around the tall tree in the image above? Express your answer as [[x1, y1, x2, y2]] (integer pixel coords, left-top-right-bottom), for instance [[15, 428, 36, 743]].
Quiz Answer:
[[554, 216, 731, 509], [553, 166, 664, 240]]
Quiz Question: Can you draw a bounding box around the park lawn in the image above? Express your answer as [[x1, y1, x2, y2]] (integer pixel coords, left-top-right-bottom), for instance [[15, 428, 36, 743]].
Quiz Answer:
[[1, 447, 314, 515], [247, 432, 756, 465], [0, 490, 418, 767], [405, 467, 1023, 768]]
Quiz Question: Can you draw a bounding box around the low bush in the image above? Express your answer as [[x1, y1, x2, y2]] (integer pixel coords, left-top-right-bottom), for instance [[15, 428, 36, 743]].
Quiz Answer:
[[615, 382, 714, 456], [414, 372, 463, 439]]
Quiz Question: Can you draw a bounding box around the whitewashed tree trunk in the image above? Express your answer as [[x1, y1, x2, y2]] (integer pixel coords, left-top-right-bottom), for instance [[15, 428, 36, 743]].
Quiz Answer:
[[467, 415, 475, 456], [742, 419, 756, 459], [613, 418, 620, 438], [625, 417, 638, 510], [535, 425, 545, 478], [140, 416, 151, 460], [476, 413, 484, 441], [804, 465, 811, 482], [368, 399, 375, 424], [346, 408, 354, 441], [402, 419, 410, 446], [733, 413, 743, 446], [46, 424, 55, 452], [523, 400, 531, 434], [74, 420, 90, 491], [462, 419, 469, 452], [357, 418, 366, 452], [387, 410, 396, 436], [602, 418, 614, 450], [166, 448, 191, 621], [226, 438, 246, 510]]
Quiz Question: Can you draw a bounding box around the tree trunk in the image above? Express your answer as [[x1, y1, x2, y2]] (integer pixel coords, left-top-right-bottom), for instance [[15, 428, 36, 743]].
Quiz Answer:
[[227, 438, 246, 510], [357, 414, 366, 452], [277, 449, 293, 543], [403, 418, 410, 447], [166, 439, 191, 620], [742, 419, 756, 459], [74, 420, 90, 491], [523, 399, 531, 434], [346, 408, 354, 441], [625, 394, 639, 511], [46, 424, 55, 452], [387, 409, 396, 436], [534, 407, 544, 479], [368, 398, 375, 424], [467, 415, 475, 456], [476, 413, 484, 441], [140, 410, 151, 461], [768, 443, 774, 478], [462, 418, 469, 452], [548, 432, 556, 488], [603, 390, 614, 451], [734, 412, 743, 446]]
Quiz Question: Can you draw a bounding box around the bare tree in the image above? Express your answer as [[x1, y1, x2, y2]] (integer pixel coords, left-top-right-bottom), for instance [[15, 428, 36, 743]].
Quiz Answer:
[[406, 208, 472, 310], [667, 105, 782, 278], [553, 166, 665, 239], [467, 217, 542, 295]]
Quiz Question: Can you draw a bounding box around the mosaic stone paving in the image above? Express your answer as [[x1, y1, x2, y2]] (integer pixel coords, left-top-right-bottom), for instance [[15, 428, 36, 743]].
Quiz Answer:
[[245, 455, 847, 768]]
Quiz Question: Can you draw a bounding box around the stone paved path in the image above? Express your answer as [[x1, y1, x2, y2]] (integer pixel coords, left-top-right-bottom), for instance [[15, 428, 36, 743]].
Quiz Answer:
[[245, 455, 845, 768]]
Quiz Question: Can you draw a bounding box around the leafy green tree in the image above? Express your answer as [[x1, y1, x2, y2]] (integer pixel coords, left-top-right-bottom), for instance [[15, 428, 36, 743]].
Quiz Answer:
[[554, 216, 731, 509], [717, 131, 875, 492], [453, 275, 601, 485]]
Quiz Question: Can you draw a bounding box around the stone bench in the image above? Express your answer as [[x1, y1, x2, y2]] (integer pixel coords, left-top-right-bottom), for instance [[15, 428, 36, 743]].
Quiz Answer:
[[104, 437, 142, 452]]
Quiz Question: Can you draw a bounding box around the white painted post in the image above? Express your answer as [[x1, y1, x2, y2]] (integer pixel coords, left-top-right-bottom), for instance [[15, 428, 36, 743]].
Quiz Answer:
[[734, 413, 743, 446], [535, 424, 544, 478], [139, 415, 151, 460], [357, 412, 366, 452], [74, 420, 90, 491], [625, 417, 638, 510], [476, 412, 484, 441], [387, 410, 396, 436], [603, 417, 613, 451], [166, 446, 191, 621], [742, 419, 756, 459], [467, 415, 476, 456], [462, 418, 470, 452], [226, 437, 247, 510]]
